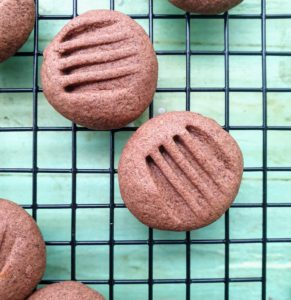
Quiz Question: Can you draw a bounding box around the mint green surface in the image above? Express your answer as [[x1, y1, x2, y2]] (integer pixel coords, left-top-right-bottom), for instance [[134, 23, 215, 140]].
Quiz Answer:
[[1, 0, 291, 299]]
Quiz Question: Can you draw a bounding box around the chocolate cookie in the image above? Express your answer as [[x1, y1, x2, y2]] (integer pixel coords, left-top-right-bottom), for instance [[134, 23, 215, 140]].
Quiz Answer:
[[169, 0, 242, 14], [0, 0, 35, 63], [42, 10, 158, 130], [28, 281, 105, 300], [0, 199, 46, 300], [118, 112, 243, 231]]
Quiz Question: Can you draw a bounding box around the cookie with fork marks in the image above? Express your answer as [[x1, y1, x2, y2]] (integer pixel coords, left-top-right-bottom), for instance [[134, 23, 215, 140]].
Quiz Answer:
[[0, 199, 46, 300], [41, 10, 158, 130], [118, 111, 243, 231]]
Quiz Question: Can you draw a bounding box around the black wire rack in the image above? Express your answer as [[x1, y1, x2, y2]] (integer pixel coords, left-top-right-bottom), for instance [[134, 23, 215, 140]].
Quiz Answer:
[[1, 0, 291, 299]]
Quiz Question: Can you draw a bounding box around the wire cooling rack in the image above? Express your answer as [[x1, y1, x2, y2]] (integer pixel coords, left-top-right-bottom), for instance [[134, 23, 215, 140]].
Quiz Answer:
[[1, 0, 291, 299]]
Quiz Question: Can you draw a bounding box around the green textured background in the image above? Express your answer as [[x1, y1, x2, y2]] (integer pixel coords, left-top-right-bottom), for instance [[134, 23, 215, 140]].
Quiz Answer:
[[1, 0, 291, 299]]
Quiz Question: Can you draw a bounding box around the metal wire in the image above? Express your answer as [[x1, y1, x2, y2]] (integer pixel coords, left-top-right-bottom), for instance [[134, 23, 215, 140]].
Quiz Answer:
[[0, 0, 289, 299]]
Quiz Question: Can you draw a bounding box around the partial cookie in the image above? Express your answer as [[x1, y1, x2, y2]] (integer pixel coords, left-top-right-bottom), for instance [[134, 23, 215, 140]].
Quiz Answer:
[[0, 199, 46, 300], [0, 0, 35, 63], [169, 0, 242, 14], [118, 111, 243, 231], [28, 281, 105, 300], [42, 10, 158, 130]]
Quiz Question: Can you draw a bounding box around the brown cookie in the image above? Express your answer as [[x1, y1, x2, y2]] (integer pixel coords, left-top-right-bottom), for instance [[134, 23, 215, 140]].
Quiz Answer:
[[42, 10, 158, 130], [169, 0, 242, 14], [0, 199, 46, 300], [28, 281, 105, 300], [118, 112, 243, 231], [0, 0, 35, 63]]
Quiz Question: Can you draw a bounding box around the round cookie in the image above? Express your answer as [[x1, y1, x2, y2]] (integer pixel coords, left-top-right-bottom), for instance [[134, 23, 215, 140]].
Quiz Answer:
[[118, 111, 243, 231], [28, 281, 105, 300], [0, 0, 35, 63], [42, 10, 158, 130], [169, 0, 242, 14], [0, 199, 46, 300]]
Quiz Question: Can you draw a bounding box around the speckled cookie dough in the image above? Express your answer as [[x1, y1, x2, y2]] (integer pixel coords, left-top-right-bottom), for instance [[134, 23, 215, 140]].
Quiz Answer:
[[0, 199, 46, 300], [0, 0, 35, 63], [169, 0, 242, 14], [28, 281, 105, 300], [42, 9, 158, 130], [118, 111, 244, 231]]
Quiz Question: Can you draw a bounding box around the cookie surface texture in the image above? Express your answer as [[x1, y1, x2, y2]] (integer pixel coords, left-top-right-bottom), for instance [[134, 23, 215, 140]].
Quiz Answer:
[[42, 9, 158, 130], [170, 0, 242, 14], [118, 111, 244, 231], [0, 199, 46, 300], [28, 281, 105, 300], [0, 0, 35, 62]]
